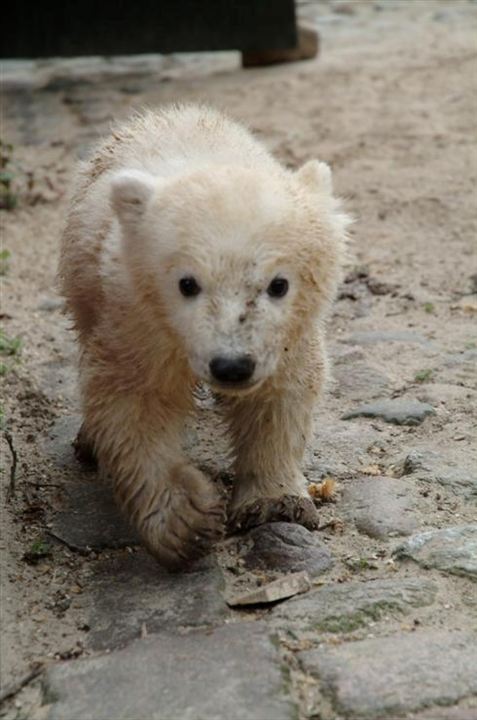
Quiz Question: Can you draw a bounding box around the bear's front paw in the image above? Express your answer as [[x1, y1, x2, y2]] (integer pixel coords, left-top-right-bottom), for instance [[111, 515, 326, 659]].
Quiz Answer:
[[228, 494, 320, 533], [140, 464, 226, 570]]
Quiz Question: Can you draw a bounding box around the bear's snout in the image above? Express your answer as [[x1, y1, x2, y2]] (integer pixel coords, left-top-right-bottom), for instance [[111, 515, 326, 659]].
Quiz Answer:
[[209, 355, 256, 384]]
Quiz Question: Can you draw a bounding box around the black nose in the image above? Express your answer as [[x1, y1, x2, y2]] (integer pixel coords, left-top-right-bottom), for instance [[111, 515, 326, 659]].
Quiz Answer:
[[209, 355, 256, 384]]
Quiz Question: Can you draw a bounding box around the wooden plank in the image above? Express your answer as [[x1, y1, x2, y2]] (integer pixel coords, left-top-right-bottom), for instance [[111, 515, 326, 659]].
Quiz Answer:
[[2, 0, 297, 58]]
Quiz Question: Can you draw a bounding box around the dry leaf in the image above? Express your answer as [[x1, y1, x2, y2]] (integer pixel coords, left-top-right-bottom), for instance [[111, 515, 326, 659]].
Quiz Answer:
[[308, 477, 337, 502], [451, 299, 477, 314], [361, 464, 382, 476]]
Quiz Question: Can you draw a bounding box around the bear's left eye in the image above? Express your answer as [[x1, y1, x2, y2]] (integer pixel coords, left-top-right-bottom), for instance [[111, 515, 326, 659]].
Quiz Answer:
[[267, 277, 289, 298], [179, 276, 201, 297]]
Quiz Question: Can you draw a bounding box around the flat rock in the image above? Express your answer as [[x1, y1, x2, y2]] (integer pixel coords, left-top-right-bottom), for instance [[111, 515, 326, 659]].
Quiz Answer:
[[416, 382, 476, 408], [50, 478, 139, 552], [298, 631, 477, 718], [44, 622, 295, 720], [342, 398, 435, 425], [342, 330, 431, 346], [444, 349, 477, 367], [332, 360, 392, 402], [45, 415, 83, 468], [412, 703, 477, 720], [242, 523, 333, 577], [443, 349, 477, 388], [397, 447, 477, 498], [88, 551, 230, 650], [47, 414, 139, 551], [342, 476, 419, 538], [37, 296, 64, 312], [274, 577, 436, 632], [45, 415, 145, 551], [308, 422, 381, 478], [394, 524, 477, 581]]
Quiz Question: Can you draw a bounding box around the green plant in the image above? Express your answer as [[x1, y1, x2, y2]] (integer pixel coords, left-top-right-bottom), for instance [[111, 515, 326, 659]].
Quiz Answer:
[[0, 249, 10, 275], [414, 368, 433, 383], [0, 141, 18, 211], [423, 302, 435, 314], [0, 329, 22, 356], [344, 557, 374, 572], [23, 538, 52, 564]]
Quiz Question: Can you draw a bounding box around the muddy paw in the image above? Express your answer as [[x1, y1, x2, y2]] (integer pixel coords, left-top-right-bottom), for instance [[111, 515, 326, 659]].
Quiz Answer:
[[228, 494, 320, 533], [140, 464, 226, 570]]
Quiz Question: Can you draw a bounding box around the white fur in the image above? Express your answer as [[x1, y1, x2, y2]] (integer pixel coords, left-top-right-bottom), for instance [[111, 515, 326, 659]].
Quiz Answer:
[[59, 105, 350, 568]]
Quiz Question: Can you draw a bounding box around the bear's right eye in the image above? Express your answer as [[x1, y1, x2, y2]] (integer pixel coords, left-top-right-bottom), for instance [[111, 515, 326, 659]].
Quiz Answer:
[[179, 276, 201, 297]]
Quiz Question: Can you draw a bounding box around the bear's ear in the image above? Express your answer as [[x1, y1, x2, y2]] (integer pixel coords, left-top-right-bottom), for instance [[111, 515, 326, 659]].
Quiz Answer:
[[110, 169, 157, 224], [296, 160, 333, 194]]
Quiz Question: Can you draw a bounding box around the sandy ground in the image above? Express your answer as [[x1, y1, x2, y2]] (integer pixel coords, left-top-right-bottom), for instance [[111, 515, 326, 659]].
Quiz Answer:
[[1, 1, 477, 718]]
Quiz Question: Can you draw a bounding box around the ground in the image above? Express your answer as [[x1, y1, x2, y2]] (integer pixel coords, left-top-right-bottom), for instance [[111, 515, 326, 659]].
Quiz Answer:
[[1, 1, 476, 718]]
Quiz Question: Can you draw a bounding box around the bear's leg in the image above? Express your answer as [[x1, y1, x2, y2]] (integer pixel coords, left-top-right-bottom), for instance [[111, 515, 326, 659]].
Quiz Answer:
[[73, 423, 97, 467], [224, 350, 324, 532], [83, 376, 225, 568]]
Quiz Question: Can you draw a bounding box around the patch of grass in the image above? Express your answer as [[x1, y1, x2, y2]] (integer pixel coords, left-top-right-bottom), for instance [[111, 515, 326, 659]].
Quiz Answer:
[[316, 602, 406, 634], [423, 302, 435, 314], [464, 341, 477, 350], [0, 329, 22, 356], [414, 368, 433, 383], [344, 557, 375, 572], [0, 249, 10, 275], [23, 538, 52, 565], [0, 141, 18, 211]]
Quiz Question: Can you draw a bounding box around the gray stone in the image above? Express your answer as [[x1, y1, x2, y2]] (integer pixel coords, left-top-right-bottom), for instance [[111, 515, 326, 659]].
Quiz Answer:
[[332, 360, 391, 401], [37, 296, 64, 312], [45, 623, 295, 720], [342, 476, 419, 538], [40, 358, 78, 404], [343, 330, 431, 346], [416, 382, 476, 408], [299, 631, 477, 718], [46, 415, 141, 551], [308, 422, 381, 478], [443, 349, 477, 388], [412, 703, 477, 720], [398, 447, 477, 498], [444, 349, 477, 367], [88, 551, 230, 650], [47, 416, 80, 465], [274, 577, 436, 633], [242, 523, 333, 577], [342, 398, 435, 425], [50, 479, 139, 552], [394, 525, 477, 581]]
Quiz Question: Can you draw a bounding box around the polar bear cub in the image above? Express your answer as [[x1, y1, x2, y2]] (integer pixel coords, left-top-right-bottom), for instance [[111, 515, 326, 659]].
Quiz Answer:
[[59, 105, 349, 568]]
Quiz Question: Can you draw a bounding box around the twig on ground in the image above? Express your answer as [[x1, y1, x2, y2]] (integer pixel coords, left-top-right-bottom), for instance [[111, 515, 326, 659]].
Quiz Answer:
[[0, 664, 43, 703], [4, 430, 18, 500]]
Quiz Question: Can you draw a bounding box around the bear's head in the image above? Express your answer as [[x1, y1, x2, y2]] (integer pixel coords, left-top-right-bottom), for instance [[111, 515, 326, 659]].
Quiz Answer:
[[110, 162, 350, 394]]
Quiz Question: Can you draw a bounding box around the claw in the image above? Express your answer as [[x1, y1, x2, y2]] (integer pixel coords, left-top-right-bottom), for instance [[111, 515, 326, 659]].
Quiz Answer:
[[228, 494, 320, 534]]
